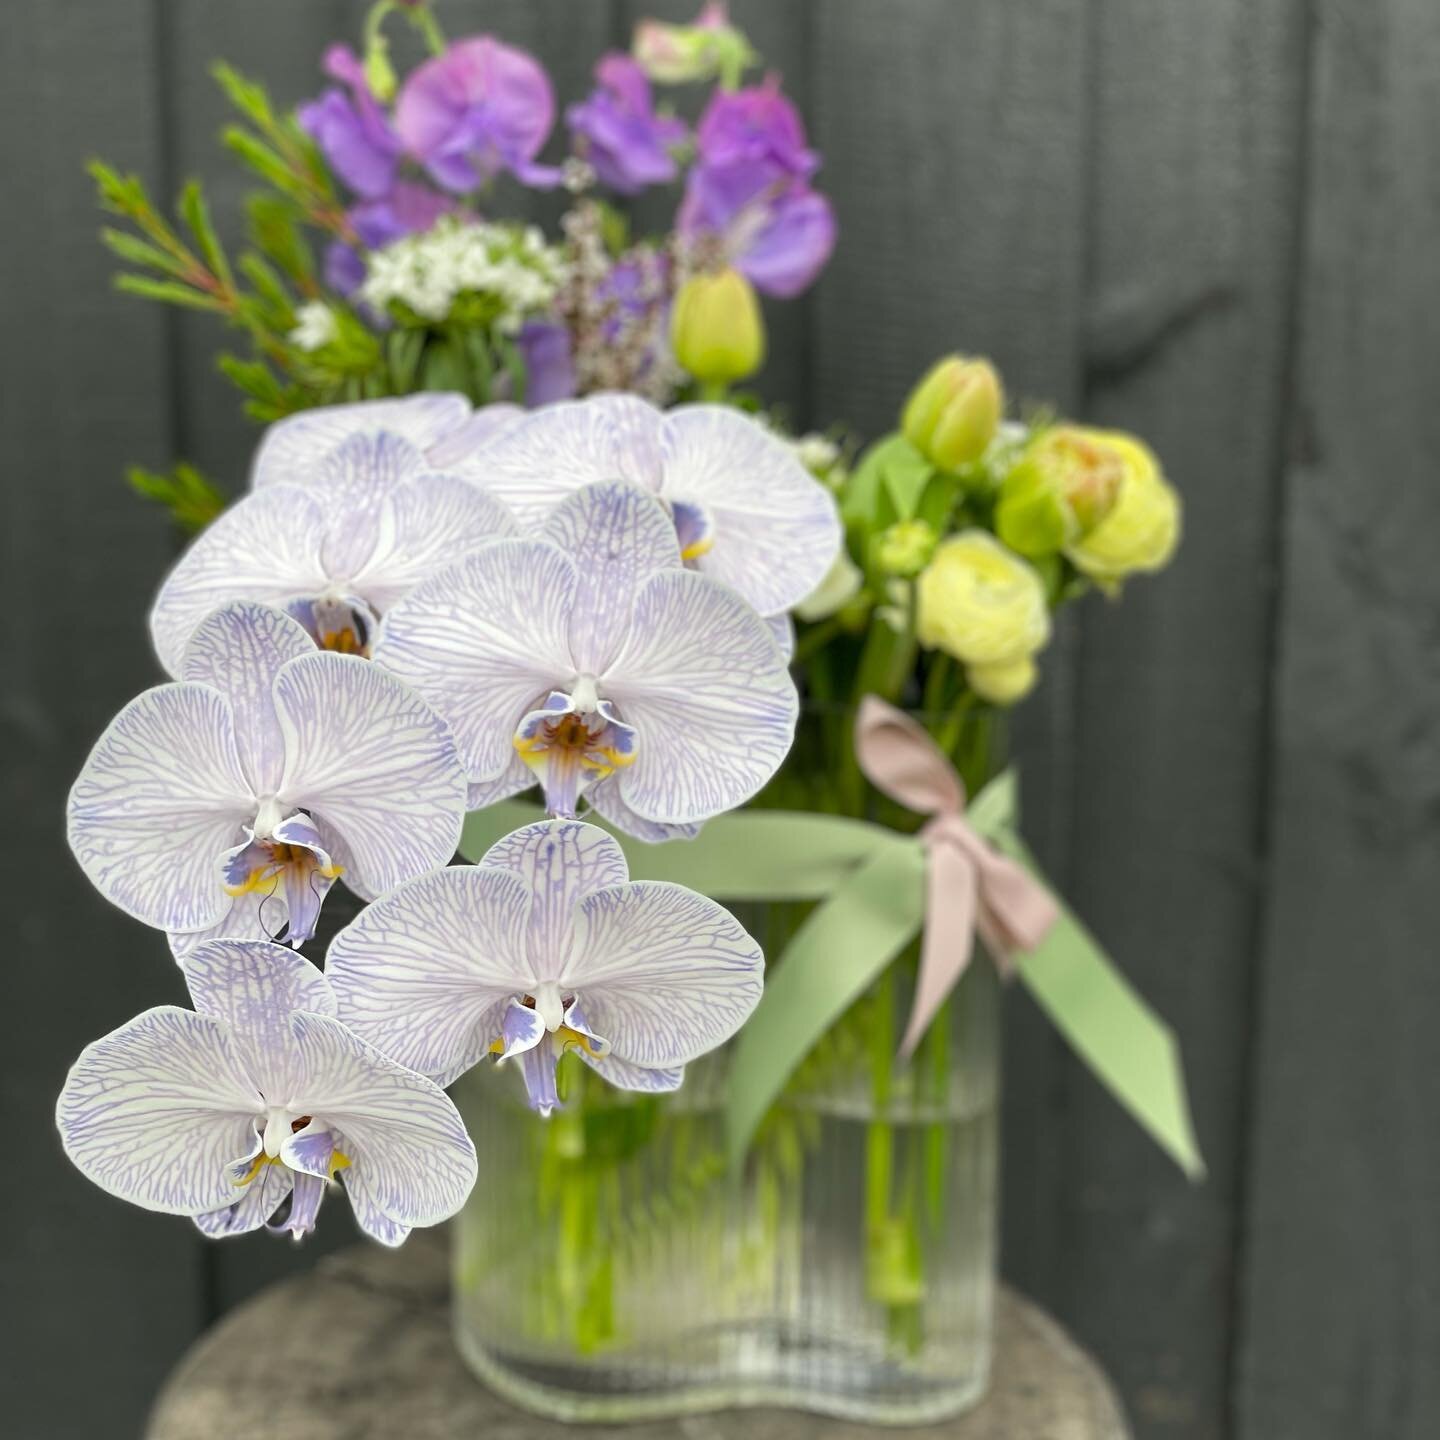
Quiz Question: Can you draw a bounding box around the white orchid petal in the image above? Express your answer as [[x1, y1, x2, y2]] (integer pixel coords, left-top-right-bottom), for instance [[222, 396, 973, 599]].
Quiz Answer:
[[328, 866, 533, 1086], [179, 602, 315, 795], [577, 1048, 684, 1094], [272, 653, 466, 900], [540, 481, 681, 674], [605, 569, 798, 824], [479, 819, 629, 966], [168, 887, 289, 963], [68, 683, 253, 933], [664, 405, 842, 616], [194, 1157, 292, 1236], [288, 1011, 478, 1229], [454, 394, 665, 527], [251, 394, 471, 489], [565, 882, 763, 1068], [583, 781, 703, 844], [373, 541, 577, 786], [425, 403, 524, 469], [150, 486, 332, 677], [56, 1006, 262, 1215]]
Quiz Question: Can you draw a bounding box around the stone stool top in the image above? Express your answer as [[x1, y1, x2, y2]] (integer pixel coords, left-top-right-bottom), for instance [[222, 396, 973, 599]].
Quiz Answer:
[[147, 1235, 1129, 1439]]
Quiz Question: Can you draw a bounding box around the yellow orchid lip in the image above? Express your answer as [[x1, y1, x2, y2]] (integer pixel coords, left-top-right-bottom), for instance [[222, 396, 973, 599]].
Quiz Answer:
[[234, 1115, 352, 1187]]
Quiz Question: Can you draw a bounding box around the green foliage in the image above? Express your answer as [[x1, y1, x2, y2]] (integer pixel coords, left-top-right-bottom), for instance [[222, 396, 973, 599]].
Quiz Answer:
[[126, 462, 227, 533]]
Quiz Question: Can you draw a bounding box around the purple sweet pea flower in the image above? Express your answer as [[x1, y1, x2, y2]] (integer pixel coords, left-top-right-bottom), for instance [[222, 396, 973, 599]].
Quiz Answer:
[[327, 820, 764, 1116], [68, 602, 469, 956], [678, 75, 836, 298], [566, 53, 687, 196], [395, 36, 561, 192], [693, 75, 817, 179], [373, 481, 798, 840], [56, 939, 477, 1244], [298, 45, 403, 201]]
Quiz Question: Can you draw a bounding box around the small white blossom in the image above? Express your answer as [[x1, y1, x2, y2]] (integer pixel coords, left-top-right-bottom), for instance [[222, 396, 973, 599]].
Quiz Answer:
[[359, 217, 568, 331], [289, 302, 339, 352], [792, 433, 841, 475]]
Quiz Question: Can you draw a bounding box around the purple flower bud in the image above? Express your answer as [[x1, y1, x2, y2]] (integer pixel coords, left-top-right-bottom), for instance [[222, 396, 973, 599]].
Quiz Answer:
[[566, 53, 688, 196]]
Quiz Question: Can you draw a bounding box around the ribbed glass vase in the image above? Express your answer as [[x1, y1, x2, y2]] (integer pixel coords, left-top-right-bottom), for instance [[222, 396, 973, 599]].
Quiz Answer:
[[451, 703, 1004, 1424]]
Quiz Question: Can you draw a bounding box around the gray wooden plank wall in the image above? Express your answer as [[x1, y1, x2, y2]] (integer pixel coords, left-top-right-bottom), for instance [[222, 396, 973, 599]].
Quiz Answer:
[[1, 3, 1431, 1438]]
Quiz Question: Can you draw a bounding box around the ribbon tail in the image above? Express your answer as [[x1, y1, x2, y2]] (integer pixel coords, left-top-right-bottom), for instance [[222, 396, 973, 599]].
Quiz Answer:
[[898, 844, 977, 1059]]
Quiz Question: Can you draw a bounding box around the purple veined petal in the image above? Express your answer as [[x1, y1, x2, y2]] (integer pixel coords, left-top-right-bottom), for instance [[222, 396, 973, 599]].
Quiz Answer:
[[348, 471, 518, 616], [541, 481, 682, 674], [565, 881, 763, 1068], [168, 887, 289, 964], [449, 393, 667, 528], [312, 432, 434, 582], [288, 1011, 479, 1229], [56, 1005, 264, 1215], [768, 611, 796, 662], [67, 684, 255, 933], [343, 1167, 412, 1247], [424, 403, 525, 469], [466, 752, 534, 812], [480, 819, 629, 967], [194, 1154, 292, 1237], [272, 652, 467, 900], [250, 395, 472, 490], [577, 1047, 684, 1095], [583, 778, 704, 844], [497, 999, 547, 1060], [150, 486, 333, 677], [180, 603, 316, 796], [515, 1031, 564, 1117], [276, 1170, 329, 1240], [602, 568, 798, 825], [513, 691, 637, 818], [281, 1123, 341, 1179], [372, 542, 578, 787], [183, 936, 335, 1102], [662, 406, 842, 616], [734, 182, 837, 299], [327, 865, 533, 1086], [272, 813, 344, 946], [559, 998, 613, 1058]]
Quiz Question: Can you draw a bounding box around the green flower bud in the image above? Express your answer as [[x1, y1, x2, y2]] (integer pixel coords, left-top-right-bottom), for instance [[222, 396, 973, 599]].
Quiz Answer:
[[363, 36, 398, 103], [633, 6, 758, 86], [671, 268, 766, 385], [900, 355, 1003, 472], [876, 519, 938, 578]]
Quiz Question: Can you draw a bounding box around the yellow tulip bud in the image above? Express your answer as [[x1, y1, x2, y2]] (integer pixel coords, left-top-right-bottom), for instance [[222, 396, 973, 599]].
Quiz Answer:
[[1063, 432, 1181, 589], [966, 655, 1038, 706], [876, 519, 938, 578], [916, 531, 1049, 669], [671, 268, 766, 385], [901, 356, 1003, 472]]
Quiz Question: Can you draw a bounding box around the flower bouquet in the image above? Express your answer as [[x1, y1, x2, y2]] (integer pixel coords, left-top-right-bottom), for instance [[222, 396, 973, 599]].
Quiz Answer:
[[61, 2, 1200, 1427]]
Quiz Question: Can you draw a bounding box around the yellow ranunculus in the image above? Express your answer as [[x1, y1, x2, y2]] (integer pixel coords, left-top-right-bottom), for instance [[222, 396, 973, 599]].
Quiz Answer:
[[1064, 432, 1181, 589], [916, 531, 1049, 673], [966, 655, 1038, 705]]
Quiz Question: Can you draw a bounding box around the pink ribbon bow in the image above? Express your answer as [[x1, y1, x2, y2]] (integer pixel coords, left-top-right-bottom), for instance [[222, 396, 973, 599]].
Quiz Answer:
[[854, 696, 1060, 1058]]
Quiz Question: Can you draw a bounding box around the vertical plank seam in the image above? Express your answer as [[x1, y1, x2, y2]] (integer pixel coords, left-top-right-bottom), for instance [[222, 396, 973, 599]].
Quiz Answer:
[[1222, 1, 1322, 1436]]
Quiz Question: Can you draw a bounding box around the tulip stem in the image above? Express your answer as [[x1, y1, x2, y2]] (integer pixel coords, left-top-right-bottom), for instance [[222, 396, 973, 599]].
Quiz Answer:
[[699, 379, 730, 405]]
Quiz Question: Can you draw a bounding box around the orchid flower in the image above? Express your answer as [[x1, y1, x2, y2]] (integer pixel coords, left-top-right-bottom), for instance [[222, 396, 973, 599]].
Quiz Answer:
[[327, 820, 763, 1115], [68, 601, 467, 956], [248, 393, 518, 490], [56, 939, 477, 1244], [373, 481, 797, 841], [151, 430, 516, 674], [451, 393, 841, 626]]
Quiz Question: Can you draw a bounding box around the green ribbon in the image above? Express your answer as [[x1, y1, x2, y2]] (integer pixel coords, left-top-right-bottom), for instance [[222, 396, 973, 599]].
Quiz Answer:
[[460, 777, 1204, 1181]]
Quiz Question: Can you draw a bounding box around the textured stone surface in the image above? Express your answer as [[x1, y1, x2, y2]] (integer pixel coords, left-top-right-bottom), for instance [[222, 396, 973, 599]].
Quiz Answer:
[[146, 1235, 1130, 1439]]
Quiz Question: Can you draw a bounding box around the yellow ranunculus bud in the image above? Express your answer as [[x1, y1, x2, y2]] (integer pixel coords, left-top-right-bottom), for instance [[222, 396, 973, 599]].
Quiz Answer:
[[916, 531, 1049, 671], [876, 519, 938, 578], [966, 655, 1038, 705], [901, 356, 1003, 472], [1063, 433, 1181, 589], [671, 268, 766, 385]]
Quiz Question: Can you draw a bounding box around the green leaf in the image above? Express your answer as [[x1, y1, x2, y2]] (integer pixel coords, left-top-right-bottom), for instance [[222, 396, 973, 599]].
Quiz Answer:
[[385, 329, 427, 394], [99, 228, 189, 278], [179, 180, 232, 289], [237, 252, 292, 318], [218, 353, 284, 404], [126, 461, 227, 533], [222, 128, 308, 204], [114, 274, 224, 313], [247, 193, 317, 287]]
